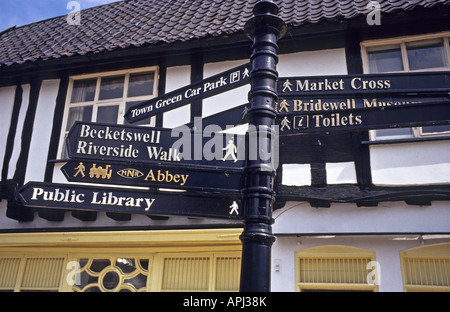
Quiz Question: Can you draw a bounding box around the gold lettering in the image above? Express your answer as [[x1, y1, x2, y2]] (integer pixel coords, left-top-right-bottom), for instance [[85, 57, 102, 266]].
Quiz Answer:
[[144, 170, 156, 182], [293, 100, 303, 112]]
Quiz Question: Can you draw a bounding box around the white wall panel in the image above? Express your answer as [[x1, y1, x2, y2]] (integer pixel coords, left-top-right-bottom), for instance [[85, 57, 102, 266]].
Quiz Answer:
[[8, 84, 30, 179], [273, 201, 450, 235], [24, 80, 60, 183], [278, 49, 348, 77], [0, 86, 16, 167], [202, 60, 250, 119], [370, 141, 450, 185], [163, 65, 191, 128]]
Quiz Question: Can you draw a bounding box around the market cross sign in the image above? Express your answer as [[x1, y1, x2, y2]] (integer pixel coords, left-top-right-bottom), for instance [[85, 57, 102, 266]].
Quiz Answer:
[[124, 63, 251, 123], [18, 182, 243, 220], [66, 122, 246, 169], [278, 71, 450, 96]]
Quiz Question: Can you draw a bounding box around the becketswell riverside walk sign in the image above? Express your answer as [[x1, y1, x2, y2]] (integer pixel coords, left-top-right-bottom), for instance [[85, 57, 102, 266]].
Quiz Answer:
[[16, 0, 450, 292]]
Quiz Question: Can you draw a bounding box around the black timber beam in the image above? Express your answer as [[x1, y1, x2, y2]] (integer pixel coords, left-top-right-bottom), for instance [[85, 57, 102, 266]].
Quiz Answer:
[[276, 184, 450, 208]]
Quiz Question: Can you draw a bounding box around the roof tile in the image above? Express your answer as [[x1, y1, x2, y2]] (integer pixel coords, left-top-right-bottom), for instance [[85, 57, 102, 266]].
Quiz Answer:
[[0, 0, 449, 67]]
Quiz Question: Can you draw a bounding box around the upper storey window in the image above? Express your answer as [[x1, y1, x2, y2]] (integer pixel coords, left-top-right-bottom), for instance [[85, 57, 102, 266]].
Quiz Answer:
[[362, 34, 450, 140], [59, 67, 158, 158]]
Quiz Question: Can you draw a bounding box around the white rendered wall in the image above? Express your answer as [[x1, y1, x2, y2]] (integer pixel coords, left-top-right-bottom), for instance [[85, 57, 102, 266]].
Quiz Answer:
[[277, 49, 347, 77], [271, 235, 446, 292], [370, 141, 450, 186], [273, 201, 450, 235], [163, 65, 191, 128], [7, 84, 30, 179], [203, 60, 250, 119], [278, 49, 353, 186], [0, 86, 16, 166], [24, 80, 60, 183]]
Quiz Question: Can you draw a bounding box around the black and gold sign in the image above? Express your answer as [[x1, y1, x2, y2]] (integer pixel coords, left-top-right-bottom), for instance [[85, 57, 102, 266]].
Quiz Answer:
[[66, 122, 246, 169], [275, 71, 450, 135], [278, 72, 450, 96], [125, 63, 251, 123], [18, 182, 243, 220], [62, 159, 244, 192]]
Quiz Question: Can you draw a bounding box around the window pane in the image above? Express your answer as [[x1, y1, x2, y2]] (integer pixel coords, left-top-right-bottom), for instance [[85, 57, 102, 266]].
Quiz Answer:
[[407, 40, 447, 70], [367, 46, 403, 73], [97, 105, 119, 124], [66, 106, 93, 131], [99, 76, 124, 100], [124, 102, 151, 126], [375, 128, 414, 140], [71, 79, 96, 103], [128, 72, 155, 97], [422, 125, 450, 134]]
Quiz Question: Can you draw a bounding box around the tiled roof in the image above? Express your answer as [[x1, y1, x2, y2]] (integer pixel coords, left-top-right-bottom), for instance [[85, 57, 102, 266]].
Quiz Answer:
[[0, 0, 449, 67]]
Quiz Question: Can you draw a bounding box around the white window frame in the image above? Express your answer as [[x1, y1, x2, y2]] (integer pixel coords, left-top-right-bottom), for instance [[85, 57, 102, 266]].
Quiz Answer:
[[361, 32, 450, 141], [57, 66, 159, 159]]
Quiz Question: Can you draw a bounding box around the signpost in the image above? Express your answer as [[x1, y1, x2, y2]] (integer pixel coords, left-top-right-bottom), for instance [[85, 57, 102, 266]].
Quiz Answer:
[[239, 0, 286, 292], [124, 63, 251, 123], [19, 182, 243, 220]]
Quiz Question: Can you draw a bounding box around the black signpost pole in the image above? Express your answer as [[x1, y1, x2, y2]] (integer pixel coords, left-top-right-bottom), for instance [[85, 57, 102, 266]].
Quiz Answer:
[[240, 0, 286, 292]]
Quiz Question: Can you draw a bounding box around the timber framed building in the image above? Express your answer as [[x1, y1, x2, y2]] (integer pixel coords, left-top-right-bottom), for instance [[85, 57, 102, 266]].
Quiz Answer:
[[0, 0, 449, 292]]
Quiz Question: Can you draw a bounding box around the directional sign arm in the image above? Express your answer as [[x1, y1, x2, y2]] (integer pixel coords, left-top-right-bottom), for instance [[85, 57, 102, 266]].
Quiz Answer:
[[18, 182, 243, 220], [278, 72, 450, 96], [277, 100, 450, 135], [124, 63, 251, 123], [61, 159, 245, 192]]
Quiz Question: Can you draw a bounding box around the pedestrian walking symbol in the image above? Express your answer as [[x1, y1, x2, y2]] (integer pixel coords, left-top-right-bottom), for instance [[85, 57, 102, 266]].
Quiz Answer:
[[223, 140, 238, 163], [229, 201, 239, 215], [74, 162, 85, 178]]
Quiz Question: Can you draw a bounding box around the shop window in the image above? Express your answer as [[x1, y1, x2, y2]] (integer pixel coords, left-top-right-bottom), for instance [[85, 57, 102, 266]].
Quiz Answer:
[[0, 230, 242, 292], [400, 243, 450, 292], [362, 34, 450, 140], [74, 258, 149, 292], [0, 257, 65, 292], [295, 246, 378, 292], [154, 253, 241, 292], [59, 67, 159, 159]]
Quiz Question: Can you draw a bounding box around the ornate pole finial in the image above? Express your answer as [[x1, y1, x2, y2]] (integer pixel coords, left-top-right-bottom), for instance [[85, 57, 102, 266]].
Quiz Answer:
[[244, 0, 287, 40]]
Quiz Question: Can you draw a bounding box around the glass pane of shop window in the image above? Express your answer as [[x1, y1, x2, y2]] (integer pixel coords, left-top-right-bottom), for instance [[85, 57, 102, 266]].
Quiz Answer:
[[99, 76, 125, 100], [71, 79, 97, 103], [66, 106, 93, 131], [374, 128, 414, 140], [128, 72, 155, 97], [407, 40, 447, 70], [422, 125, 450, 134], [97, 105, 119, 124], [367, 45, 404, 73]]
